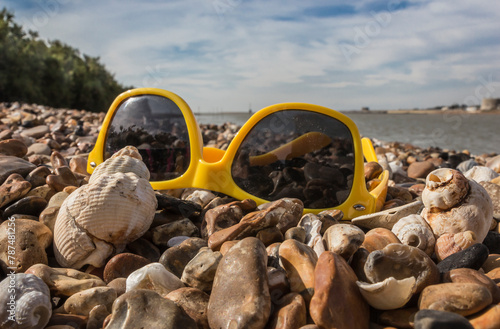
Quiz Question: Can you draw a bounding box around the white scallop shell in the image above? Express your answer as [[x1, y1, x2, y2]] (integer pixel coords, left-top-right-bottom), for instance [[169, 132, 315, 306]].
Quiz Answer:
[[0, 273, 52, 329], [392, 214, 436, 256], [421, 169, 493, 243], [53, 147, 157, 269]]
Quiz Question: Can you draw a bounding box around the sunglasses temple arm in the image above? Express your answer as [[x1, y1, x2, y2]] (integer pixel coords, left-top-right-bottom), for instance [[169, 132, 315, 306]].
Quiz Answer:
[[362, 137, 389, 212], [361, 137, 378, 163]]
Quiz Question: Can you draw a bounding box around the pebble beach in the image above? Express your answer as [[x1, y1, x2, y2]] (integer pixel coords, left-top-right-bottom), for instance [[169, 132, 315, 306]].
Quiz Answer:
[[1, 101, 500, 329]]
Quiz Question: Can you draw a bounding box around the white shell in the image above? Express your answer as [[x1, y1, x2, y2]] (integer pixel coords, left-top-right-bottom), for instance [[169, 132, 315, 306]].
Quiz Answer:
[[89, 146, 150, 184], [357, 276, 416, 310], [392, 214, 436, 256], [0, 274, 52, 329], [322, 224, 364, 260], [53, 147, 157, 269], [298, 213, 323, 257], [421, 169, 493, 243], [126, 263, 184, 297], [464, 166, 499, 183]]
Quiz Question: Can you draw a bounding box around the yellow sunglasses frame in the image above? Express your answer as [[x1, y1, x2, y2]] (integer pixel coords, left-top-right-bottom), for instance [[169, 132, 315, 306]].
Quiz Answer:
[[88, 88, 388, 219]]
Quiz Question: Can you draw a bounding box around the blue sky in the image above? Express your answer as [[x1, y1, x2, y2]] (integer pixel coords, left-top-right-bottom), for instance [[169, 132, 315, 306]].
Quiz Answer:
[[4, 0, 500, 112]]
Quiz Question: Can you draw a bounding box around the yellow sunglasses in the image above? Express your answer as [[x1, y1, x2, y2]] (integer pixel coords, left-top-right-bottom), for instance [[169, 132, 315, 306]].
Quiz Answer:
[[88, 88, 388, 219]]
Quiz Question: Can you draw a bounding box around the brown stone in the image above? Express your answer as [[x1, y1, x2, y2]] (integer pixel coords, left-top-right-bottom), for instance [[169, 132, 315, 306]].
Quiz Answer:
[[105, 289, 197, 329], [103, 253, 151, 283], [126, 237, 161, 262], [361, 227, 400, 253], [166, 287, 210, 329], [46, 314, 87, 329], [257, 198, 303, 234], [50, 150, 69, 168], [158, 237, 207, 278], [107, 278, 127, 297], [70, 156, 90, 176], [365, 161, 384, 181], [486, 267, 500, 287], [443, 268, 500, 303], [3, 195, 48, 219], [322, 223, 365, 260], [63, 286, 117, 316], [279, 239, 317, 304], [268, 266, 290, 305], [151, 218, 200, 247], [181, 247, 222, 293], [0, 139, 27, 157], [46, 166, 78, 191], [0, 155, 36, 184], [267, 292, 307, 329], [202, 199, 250, 238], [25, 263, 106, 297], [0, 173, 31, 208], [379, 307, 418, 329], [207, 237, 271, 329], [87, 304, 109, 329], [309, 251, 369, 329], [0, 218, 52, 273], [468, 304, 500, 329], [407, 161, 436, 179], [39, 206, 59, 233], [409, 183, 426, 197], [419, 283, 492, 317], [256, 226, 284, 246], [284, 227, 306, 243], [483, 254, 500, 273]]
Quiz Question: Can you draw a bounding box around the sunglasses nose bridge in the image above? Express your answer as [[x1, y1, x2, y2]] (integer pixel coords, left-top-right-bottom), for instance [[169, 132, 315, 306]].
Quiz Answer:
[[191, 160, 235, 196]]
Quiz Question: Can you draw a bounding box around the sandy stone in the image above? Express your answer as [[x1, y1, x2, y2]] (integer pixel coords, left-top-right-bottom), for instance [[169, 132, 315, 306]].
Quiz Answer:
[[107, 277, 127, 297], [208, 237, 271, 329], [362, 227, 401, 253], [21, 125, 50, 138], [27, 142, 51, 156], [256, 226, 284, 246], [408, 161, 436, 179], [105, 289, 197, 329], [26, 166, 52, 188], [480, 181, 500, 220], [279, 239, 317, 304], [309, 251, 369, 329], [70, 156, 90, 176], [443, 268, 500, 303], [284, 227, 306, 243], [63, 286, 117, 316], [267, 292, 307, 329], [419, 282, 492, 317], [0, 218, 52, 273], [27, 185, 56, 201], [87, 304, 110, 329], [46, 166, 78, 191], [152, 218, 200, 247], [25, 263, 106, 297], [39, 206, 59, 233], [166, 287, 210, 329]]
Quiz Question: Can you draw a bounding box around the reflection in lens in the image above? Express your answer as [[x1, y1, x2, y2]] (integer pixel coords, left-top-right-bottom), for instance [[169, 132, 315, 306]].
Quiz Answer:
[[105, 95, 190, 180], [231, 110, 355, 209]]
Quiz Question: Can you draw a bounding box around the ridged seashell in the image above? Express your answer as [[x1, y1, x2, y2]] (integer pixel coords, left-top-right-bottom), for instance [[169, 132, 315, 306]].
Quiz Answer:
[[421, 168, 493, 243], [362, 228, 401, 253], [298, 213, 323, 247], [54, 147, 157, 269], [435, 231, 476, 261], [422, 169, 470, 211], [89, 146, 149, 184], [126, 263, 184, 297], [464, 166, 499, 183], [0, 273, 52, 329], [356, 276, 416, 310], [392, 214, 436, 256], [323, 224, 364, 260]]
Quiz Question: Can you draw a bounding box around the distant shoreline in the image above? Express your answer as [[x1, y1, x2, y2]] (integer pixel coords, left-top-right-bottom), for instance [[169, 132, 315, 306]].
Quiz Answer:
[[195, 109, 500, 116]]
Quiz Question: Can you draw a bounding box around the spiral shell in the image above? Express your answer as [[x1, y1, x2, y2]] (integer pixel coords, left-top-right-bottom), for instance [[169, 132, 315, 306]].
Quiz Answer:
[[421, 168, 493, 243], [53, 146, 157, 269], [392, 214, 436, 256], [0, 273, 52, 329], [435, 231, 476, 261]]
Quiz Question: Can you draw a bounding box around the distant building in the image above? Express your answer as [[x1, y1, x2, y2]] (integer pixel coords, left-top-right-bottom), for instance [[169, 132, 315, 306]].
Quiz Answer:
[[361, 107, 370, 112], [480, 98, 500, 111]]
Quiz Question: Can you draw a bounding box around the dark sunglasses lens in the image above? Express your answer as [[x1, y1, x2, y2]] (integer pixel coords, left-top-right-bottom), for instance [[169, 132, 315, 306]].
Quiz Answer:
[[231, 110, 355, 209], [105, 95, 190, 181]]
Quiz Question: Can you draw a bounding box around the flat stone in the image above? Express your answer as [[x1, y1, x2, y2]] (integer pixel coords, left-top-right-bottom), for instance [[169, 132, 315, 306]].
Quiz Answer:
[[26, 166, 52, 188], [152, 218, 200, 247], [21, 125, 50, 138], [2, 195, 48, 220], [351, 200, 423, 230], [309, 251, 369, 329], [443, 267, 500, 303], [63, 286, 117, 316], [181, 247, 222, 293], [207, 237, 271, 329], [279, 239, 317, 304], [26, 185, 56, 201], [105, 289, 197, 329], [0, 139, 27, 157], [0, 156, 36, 184], [0, 218, 52, 273], [413, 309, 473, 329], [159, 237, 207, 278], [25, 263, 106, 297], [419, 282, 492, 317], [166, 287, 210, 329], [27, 142, 51, 156], [103, 253, 151, 283], [437, 243, 489, 274]]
